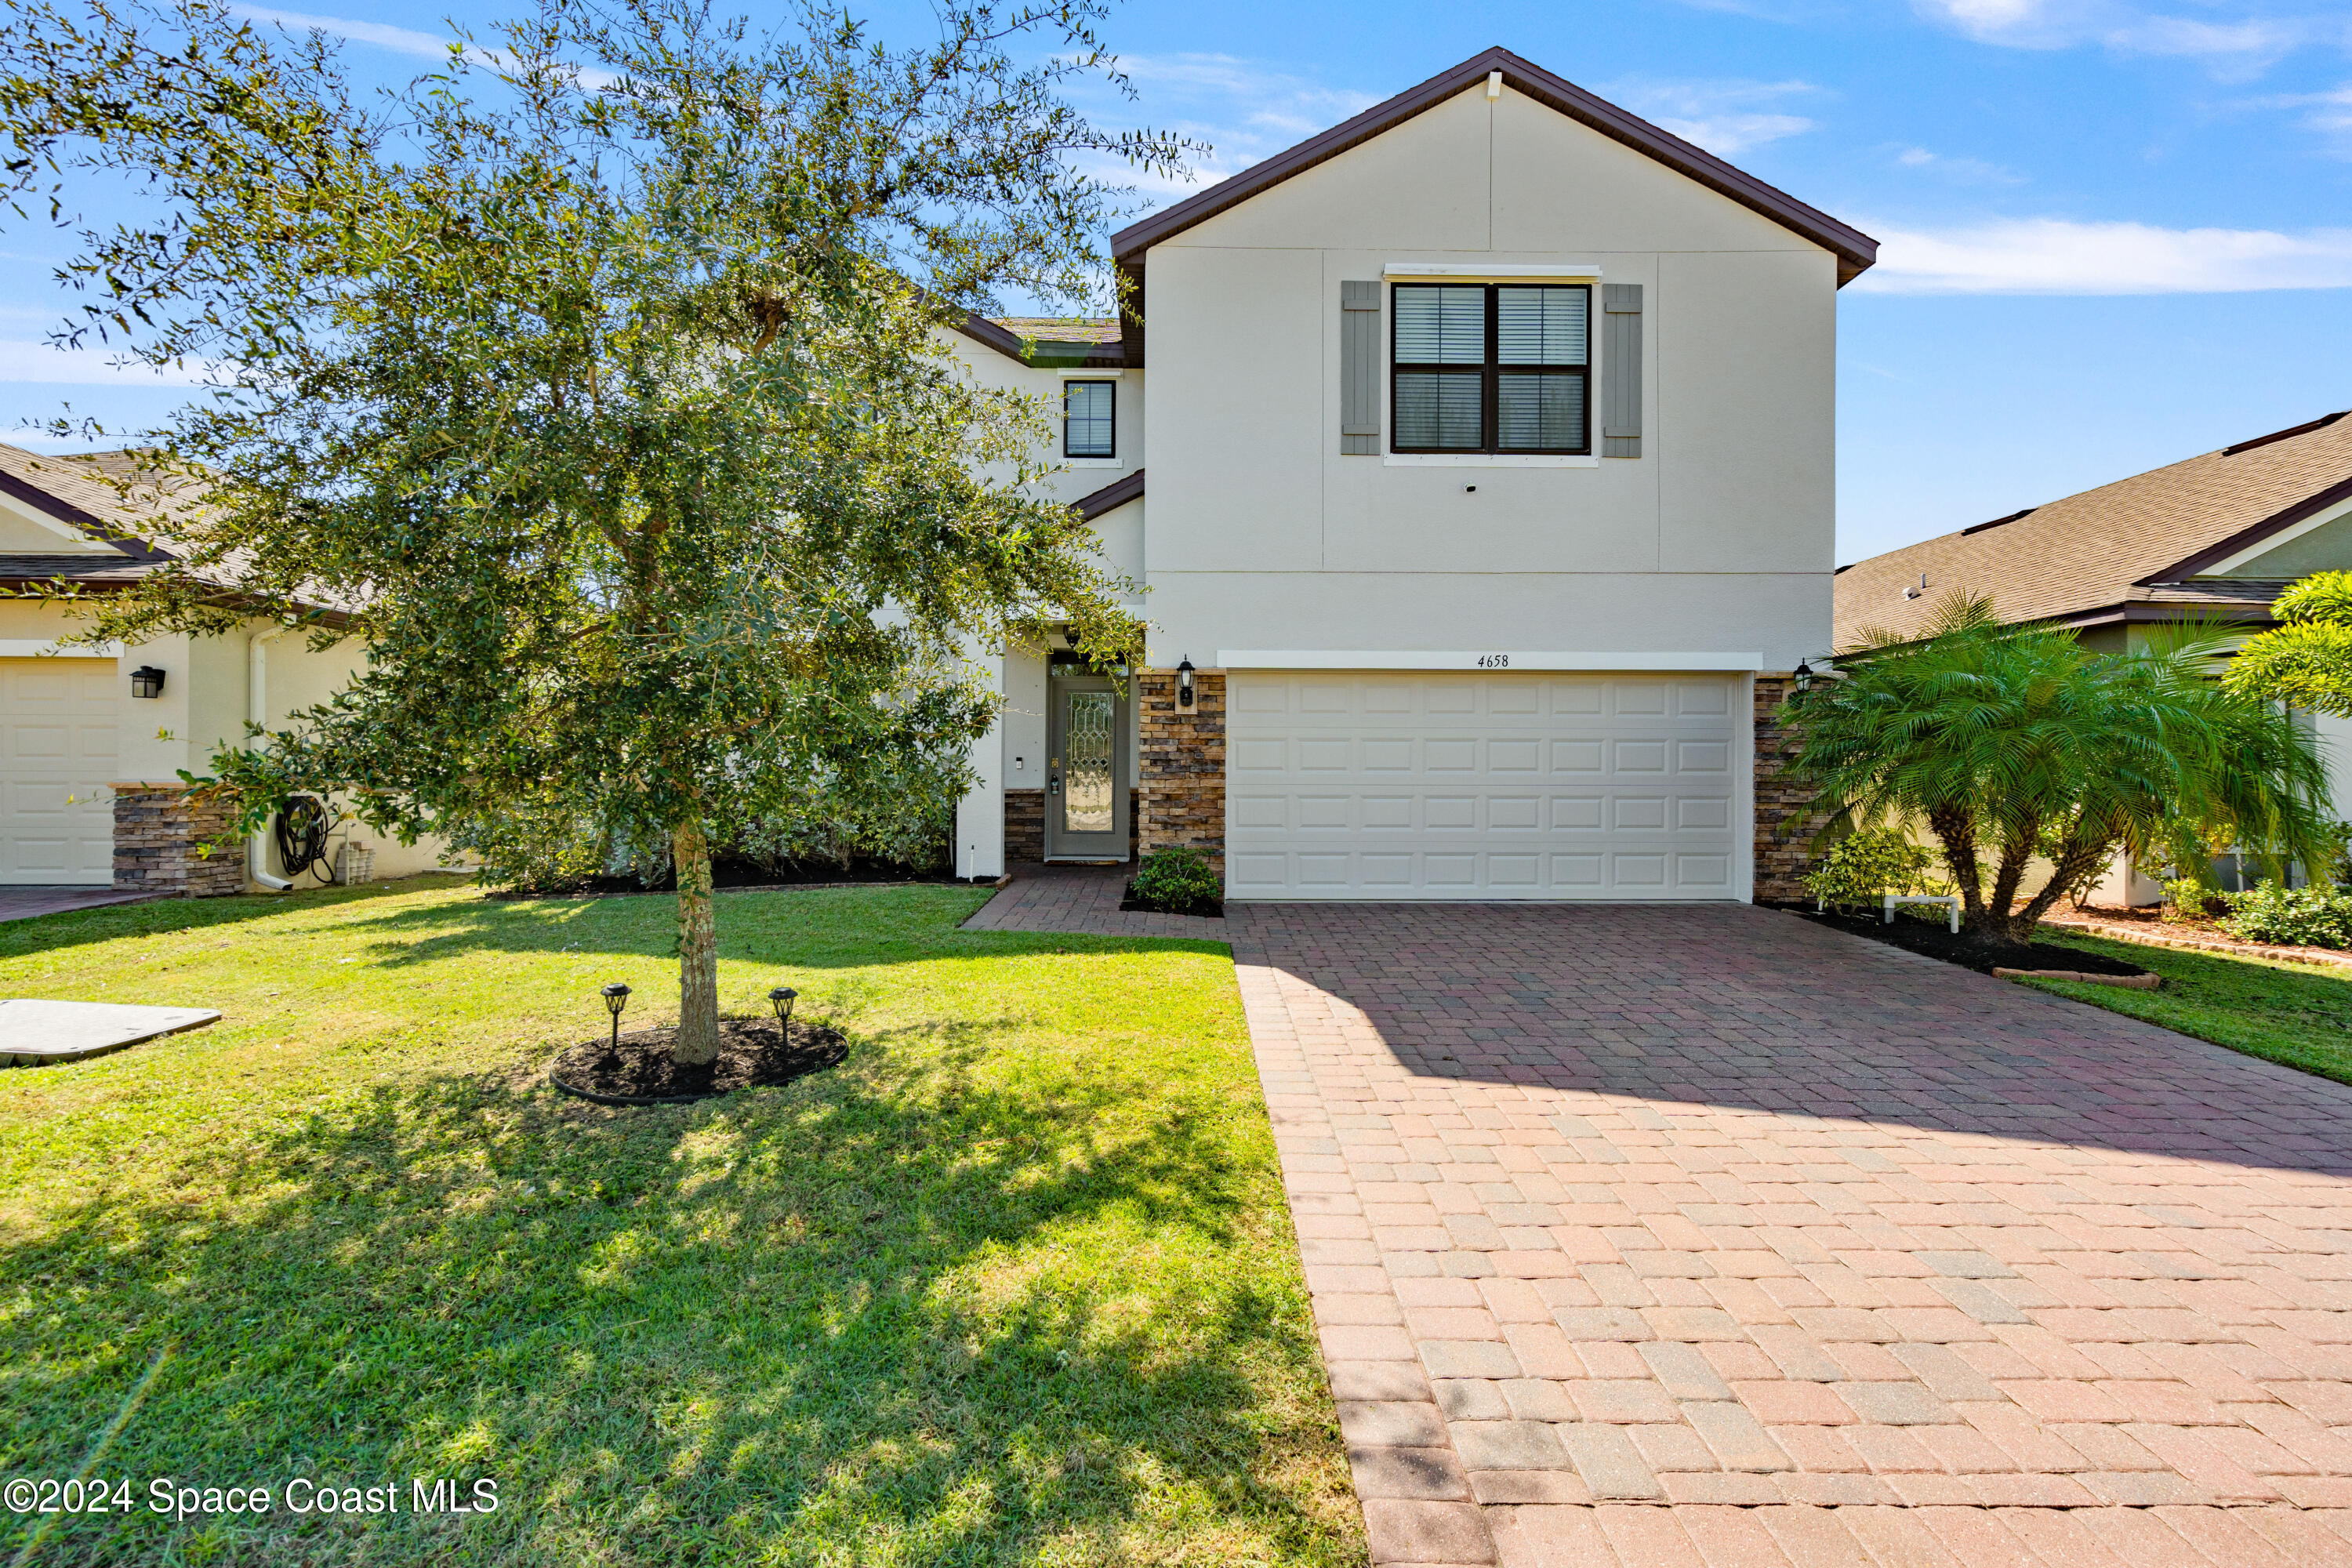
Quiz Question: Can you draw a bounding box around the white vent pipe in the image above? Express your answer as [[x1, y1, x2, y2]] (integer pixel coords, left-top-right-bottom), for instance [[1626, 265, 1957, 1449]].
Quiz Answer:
[[246, 626, 292, 891]]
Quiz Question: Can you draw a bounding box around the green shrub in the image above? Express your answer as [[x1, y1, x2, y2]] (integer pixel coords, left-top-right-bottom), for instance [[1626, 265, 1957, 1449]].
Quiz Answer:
[[2217, 881, 2352, 948], [1803, 828, 1949, 912], [2162, 876, 2228, 922], [1131, 847, 1221, 913]]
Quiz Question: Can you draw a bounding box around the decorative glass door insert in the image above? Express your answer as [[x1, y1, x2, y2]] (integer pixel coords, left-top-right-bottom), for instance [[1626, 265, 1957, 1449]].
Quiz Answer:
[[1062, 691, 1116, 833]]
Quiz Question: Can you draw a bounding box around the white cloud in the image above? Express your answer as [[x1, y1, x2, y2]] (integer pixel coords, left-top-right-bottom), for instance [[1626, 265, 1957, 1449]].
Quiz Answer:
[[1071, 54, 1381, 211], [229, 5, 620, 85], [2259, 82, 2352, 154], [1907, 0, 2324, 71], [231, 5, 469, 62], [1854, 217, 2352, 292], [1597, 78, 1820, 155], [1893, 145, 2028, 184]]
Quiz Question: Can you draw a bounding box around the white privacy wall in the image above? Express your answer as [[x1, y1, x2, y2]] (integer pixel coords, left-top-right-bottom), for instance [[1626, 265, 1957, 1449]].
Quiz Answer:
[[1137, 82, 1838, 673]]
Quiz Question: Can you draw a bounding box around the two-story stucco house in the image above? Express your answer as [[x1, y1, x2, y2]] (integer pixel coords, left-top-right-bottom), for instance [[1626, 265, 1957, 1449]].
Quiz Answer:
[[949, 47, 1876, 902]]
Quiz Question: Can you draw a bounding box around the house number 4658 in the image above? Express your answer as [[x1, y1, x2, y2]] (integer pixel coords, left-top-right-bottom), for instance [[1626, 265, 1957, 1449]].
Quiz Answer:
[[1475, 654, 1511, 669]]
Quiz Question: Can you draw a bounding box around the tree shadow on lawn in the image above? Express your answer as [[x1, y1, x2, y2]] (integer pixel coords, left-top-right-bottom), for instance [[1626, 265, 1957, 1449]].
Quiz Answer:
[[2, 1020, 1357, 1566], [326, 883, 1234, 972], [0, 879, 424, 962]]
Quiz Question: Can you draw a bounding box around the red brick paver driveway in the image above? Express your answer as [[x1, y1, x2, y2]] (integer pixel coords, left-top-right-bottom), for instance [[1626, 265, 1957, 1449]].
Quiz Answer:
[[1229, 901, 2352, 1567]]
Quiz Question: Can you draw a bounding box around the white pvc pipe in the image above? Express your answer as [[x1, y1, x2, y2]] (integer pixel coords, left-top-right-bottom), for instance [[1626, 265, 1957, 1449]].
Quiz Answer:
[[246, 626, 292, 891]]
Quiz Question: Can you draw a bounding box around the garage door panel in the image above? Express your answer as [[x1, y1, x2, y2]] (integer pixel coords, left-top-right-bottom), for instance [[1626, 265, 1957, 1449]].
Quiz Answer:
[[1226, 670, 1744, 900], [1677, 681, 1730, 716], [2, 656, 118, 884]]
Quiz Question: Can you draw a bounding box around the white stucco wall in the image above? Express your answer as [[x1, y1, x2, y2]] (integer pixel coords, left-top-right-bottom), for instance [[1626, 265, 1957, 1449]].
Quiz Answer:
[[1137, 81, 1838, 673], [0, 596, 453, 885]]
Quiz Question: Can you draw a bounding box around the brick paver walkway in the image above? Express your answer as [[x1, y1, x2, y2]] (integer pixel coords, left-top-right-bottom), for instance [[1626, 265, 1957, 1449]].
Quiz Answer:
[[1230, 901, 2352, 1566], [960, 862, 1229, 940], [0, 886, 158, 924]]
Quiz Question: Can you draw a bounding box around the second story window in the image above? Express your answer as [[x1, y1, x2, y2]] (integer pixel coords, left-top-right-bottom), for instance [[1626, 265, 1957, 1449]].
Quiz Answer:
[[1064, 379, 1116, 459], [1392, 284, 1589, 456]]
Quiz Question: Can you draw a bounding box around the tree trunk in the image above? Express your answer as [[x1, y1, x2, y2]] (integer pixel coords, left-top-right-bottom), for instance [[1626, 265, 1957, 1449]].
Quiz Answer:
[[672, 815, 721, 1066], [2012, 835, 2116, 940], [1971, 832, 2038, 945], [1926, 804, 1984, 917]]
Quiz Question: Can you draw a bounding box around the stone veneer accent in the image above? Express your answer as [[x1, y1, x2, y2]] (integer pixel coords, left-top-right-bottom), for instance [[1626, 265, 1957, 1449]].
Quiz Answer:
[[1136, 669, 1225, 873], [112, 783, 247, 896], [1004, 788, 1044, 865], [1752, 673, 1823, 904], [1004, 786, 1142, 864]]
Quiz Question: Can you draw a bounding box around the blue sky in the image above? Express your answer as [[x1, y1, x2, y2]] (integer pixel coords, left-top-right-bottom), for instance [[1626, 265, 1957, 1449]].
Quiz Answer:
[[1, 0, 2346, 563]]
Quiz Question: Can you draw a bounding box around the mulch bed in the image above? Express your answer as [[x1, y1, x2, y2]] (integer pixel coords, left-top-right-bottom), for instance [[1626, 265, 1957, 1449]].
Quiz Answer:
[[490, 855, 967, 901], [550, 1018, 848, 1105], [1119, 881, 1224, 919], [1794, 906, 2153, 979]]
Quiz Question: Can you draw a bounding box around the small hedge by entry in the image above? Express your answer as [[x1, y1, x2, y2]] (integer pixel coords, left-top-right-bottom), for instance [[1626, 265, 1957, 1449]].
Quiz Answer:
[[1130, 847, 1222, 916]]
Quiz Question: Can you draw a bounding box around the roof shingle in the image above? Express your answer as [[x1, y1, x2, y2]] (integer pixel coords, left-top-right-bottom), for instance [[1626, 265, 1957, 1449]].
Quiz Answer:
[[1834, 413, 2352, 648]]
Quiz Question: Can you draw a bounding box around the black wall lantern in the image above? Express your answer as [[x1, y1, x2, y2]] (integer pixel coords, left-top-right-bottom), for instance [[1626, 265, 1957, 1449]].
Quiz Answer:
[[1793, 659, 1814, 692], [1176, 656, 1196, 713], [129, 665, 165, 699]]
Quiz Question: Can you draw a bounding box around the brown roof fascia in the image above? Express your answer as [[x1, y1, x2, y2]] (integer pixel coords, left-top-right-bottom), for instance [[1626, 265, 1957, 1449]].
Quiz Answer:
[[1073, 468, 1142, 521], [1110, 47, 1878, 285], [0, 464, 175, 564], [2223, 410, 2347, 457], [2138, 470, 2352, 586]]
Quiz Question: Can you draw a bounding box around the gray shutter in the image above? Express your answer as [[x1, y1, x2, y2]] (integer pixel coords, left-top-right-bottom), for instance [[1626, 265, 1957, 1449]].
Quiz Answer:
[[1341, 280, 1380, 456], [1602, 283, 1642, 459]]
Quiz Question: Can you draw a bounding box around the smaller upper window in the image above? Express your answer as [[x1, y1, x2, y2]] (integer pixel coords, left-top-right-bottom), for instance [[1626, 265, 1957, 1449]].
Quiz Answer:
[[1064, 379, 1116, 459]]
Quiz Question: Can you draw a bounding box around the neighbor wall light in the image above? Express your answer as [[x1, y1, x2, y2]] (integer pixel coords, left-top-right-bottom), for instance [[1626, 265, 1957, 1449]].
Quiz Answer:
[[1176, 656, 1196, 713], [129, 666, 165, 699]]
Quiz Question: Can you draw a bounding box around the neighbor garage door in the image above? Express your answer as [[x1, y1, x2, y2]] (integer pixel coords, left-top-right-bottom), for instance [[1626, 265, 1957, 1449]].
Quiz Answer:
[[1225, 670, 1743, 900], [0, 656, 119, 884]]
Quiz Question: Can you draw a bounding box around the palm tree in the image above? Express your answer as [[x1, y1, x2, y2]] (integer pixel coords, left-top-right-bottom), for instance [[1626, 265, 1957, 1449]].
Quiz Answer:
[[2226, 570, 2352, 715], [1785, 595, 2334, 949]]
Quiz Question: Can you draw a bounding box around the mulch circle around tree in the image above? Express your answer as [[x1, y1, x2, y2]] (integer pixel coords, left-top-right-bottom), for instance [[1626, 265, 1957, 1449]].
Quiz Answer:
[[550, 1018, 848, 1105], [1792, 906, 2154, 979]]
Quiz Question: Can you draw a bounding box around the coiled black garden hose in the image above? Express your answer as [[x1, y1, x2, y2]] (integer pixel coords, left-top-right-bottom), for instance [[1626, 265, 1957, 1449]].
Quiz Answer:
[[274, 795, 332, 883]]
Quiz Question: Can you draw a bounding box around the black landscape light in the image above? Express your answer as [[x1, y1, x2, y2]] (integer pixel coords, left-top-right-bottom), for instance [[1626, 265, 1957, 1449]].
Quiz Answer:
[[601, 982, 630, 1051], [1793, 659, 1814, 692], [1176, 656, 1196, 711], [129, 665, 165, 699], [768, 985, 797, 1040]]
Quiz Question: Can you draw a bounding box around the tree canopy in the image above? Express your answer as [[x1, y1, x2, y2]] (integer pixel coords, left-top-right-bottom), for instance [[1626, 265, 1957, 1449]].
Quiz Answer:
[[1788, 595, 2334, 946], [0, 0, 1186, 1062], [2226, 570, 2352, 717]]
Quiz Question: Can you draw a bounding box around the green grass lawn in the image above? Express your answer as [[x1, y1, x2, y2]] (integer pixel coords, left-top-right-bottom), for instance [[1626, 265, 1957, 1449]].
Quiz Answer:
[[0, 880, 1361, 1566], [2031, 927, 2352, 1086]]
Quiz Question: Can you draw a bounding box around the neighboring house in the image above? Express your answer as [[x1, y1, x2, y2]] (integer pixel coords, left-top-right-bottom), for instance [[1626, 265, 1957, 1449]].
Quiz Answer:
[[0, 444, 441, 892], [948, 46, 1876, 901], [1833, 408, 2352, 902]]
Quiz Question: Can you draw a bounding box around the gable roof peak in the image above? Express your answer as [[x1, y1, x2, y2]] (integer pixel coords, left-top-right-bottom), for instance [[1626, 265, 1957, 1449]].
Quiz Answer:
[[1110, 47, 1876, 284]]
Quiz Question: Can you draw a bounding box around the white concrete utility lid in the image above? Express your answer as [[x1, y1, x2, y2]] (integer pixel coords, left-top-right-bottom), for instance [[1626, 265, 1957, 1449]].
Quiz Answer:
[[2, 999, 221, 1065]]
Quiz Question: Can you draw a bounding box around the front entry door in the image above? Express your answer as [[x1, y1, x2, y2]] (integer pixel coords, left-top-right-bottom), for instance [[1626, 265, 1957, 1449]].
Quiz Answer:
[[1045, 669, 1130, 861]]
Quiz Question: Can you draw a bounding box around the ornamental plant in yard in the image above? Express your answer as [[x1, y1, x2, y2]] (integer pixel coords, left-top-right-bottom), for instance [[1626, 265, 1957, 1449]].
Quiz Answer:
[[1785, 595, 2334, 951], [1130, 845, 1221, 913], [1802, 826, 1949, 914], [2227, 570, 2352, 717], [2218, 882, 2352, 949], [0, 0, 1183, 1065]]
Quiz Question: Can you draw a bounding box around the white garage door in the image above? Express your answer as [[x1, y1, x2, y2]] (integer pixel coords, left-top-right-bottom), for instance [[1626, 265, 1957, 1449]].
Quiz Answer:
[[1, 656, 119, 884], [1225, 671, 1744, 900]]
